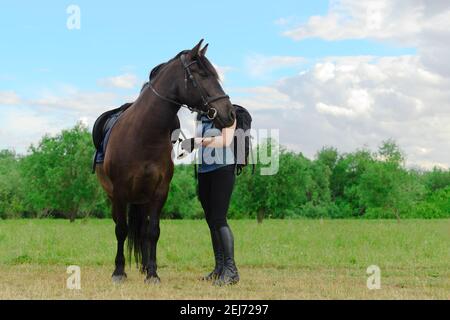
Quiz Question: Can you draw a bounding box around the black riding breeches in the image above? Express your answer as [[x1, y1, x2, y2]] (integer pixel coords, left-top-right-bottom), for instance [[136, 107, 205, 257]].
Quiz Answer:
[[198, 165, 235, 230]]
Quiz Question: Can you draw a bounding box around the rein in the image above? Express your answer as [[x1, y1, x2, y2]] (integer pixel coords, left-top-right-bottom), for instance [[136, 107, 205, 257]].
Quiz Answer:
[[148, 54, 229, 120]]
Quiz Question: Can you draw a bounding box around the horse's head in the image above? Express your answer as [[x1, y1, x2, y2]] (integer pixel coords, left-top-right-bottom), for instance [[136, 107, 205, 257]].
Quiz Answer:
[[153, 40, 235, 129]]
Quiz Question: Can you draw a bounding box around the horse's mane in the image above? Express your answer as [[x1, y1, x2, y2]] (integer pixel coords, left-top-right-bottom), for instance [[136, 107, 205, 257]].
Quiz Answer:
[[149, 50, 219, 82]]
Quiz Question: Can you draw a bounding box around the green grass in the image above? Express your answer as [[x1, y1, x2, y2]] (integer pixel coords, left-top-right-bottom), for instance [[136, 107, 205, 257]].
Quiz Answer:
[[0, 219, 448, 299]]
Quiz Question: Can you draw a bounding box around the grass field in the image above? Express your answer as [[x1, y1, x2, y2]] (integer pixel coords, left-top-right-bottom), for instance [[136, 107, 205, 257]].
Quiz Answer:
[[0, 219, 448, 299]]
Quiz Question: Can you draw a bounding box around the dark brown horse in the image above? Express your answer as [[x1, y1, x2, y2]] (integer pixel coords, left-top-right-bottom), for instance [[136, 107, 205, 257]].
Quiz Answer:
[[95, 40, 235, 283]]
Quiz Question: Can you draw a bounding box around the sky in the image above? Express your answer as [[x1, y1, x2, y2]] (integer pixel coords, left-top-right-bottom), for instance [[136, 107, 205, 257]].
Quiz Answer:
[[0, 0, 449, 169]]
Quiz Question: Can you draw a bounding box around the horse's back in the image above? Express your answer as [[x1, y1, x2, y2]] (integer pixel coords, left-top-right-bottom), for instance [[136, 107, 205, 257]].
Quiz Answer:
[[92, 103, 133, 150]]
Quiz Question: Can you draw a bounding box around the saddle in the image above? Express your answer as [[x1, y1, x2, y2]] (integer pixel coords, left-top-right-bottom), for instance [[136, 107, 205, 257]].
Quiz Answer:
[[91, 102, 181, 173], [92, 102, 133, 150]]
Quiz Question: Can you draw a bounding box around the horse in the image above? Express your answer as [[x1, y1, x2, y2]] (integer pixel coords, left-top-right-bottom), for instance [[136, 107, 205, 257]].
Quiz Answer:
[[94, 40, 236, 283]]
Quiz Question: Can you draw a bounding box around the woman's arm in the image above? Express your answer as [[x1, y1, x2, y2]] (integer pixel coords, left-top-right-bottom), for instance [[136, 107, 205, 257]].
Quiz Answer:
[[195, 119, 236, 148]]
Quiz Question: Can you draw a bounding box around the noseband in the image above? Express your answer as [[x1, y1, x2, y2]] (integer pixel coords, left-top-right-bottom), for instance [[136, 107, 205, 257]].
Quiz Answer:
[[148, 54, 229, 120]]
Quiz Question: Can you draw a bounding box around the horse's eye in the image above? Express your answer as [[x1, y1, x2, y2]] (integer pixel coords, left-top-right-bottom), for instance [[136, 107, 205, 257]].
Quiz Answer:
[[195, 67, 208, 78]]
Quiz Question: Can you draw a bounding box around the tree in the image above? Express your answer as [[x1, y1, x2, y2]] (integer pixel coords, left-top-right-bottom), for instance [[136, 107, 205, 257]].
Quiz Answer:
[[163, 164, 202, 219], [331, 148, 374, 216], [377, 138, 405, 165], [316, 146, 339, 172], [231, 140, 320, 220], [20, 123, 107, 221], [357, 141, 424, 221], [423, 167, 450, 192], [1, 127, 446, 221], [0, 150, 25, 218]]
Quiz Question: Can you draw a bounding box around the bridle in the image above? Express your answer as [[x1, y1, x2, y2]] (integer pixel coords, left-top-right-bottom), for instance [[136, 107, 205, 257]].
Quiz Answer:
[[148, 54, 230, 120]]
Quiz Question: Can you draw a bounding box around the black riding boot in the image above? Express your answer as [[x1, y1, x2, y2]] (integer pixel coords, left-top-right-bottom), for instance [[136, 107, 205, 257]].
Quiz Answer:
[[214, 225, 239, 286], [202, 228, 224, 281]]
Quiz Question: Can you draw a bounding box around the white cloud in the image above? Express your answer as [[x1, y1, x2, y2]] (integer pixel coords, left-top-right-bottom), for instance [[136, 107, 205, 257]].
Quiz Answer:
[[213, 64, 233, 83], [31, 89, 120, 116], [315, 88, 373, 118], [0, 86, 138, 153], [232, 86, 304, 111], [245, 54, 306, 78], [98, 73, 138, 89], [240, 54, 450, 169], [0, 91, 21, 105], [316, 102, 353, 118], [283, 0, 445, 43], [240, 1, 450, 169], [0, 107, 65, 153], [282, 0, 450, 77], [78, 116, 89, 127], [314, 62, 336, 82]]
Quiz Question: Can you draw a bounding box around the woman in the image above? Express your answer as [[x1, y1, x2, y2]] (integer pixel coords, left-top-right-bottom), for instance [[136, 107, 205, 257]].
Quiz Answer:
[[181, 113, 239, 286]]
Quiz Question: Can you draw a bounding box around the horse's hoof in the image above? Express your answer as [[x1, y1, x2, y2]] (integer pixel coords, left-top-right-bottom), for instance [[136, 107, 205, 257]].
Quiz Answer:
[[112, 274, 127, 284], [145, 275, 161, 285]]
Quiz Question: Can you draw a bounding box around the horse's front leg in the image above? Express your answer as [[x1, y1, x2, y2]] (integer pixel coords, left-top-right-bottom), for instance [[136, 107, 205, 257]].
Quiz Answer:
[[112, 199, 128, 283]]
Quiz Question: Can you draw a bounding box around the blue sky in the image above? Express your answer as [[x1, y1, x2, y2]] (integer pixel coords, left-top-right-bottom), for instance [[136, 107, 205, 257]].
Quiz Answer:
[[0, 0, 414, 92], [1, 1, 448, 169]]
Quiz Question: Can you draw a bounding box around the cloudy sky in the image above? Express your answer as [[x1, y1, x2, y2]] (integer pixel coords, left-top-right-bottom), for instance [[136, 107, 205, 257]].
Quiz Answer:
[[1, 0, 449, 168]]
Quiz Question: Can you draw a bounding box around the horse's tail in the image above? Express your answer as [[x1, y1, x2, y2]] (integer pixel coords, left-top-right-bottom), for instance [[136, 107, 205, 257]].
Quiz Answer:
[[127, 203, 144, 268]]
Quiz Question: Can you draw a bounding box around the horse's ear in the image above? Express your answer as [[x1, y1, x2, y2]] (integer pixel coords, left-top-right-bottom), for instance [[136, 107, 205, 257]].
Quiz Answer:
[[200, 43, 209, 56], [190, 39, 204, 58]]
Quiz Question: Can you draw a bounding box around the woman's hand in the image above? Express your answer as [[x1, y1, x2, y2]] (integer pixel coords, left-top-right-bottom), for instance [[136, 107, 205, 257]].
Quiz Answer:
[[201, 119, 237, 148], [185, 118, 237, 152]]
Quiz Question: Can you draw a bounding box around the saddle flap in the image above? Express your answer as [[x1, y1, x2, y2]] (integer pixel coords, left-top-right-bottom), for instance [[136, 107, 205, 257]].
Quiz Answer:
[[92, 103, 133, 150]]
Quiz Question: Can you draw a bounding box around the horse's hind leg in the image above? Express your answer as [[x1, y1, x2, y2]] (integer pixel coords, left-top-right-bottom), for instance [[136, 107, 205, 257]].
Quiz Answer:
[[95, 164, 113, 198], [112, 198, 128, 283], [141, 205, 161, 284], [142, 192, 167, 284]]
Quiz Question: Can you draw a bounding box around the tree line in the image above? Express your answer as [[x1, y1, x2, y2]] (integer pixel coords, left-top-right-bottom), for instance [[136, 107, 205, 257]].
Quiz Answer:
[[0, 123, 449, 220]]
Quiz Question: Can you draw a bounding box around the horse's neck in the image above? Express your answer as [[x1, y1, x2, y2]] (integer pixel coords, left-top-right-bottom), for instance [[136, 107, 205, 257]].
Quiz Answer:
[[131, 87, 180, 137]]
